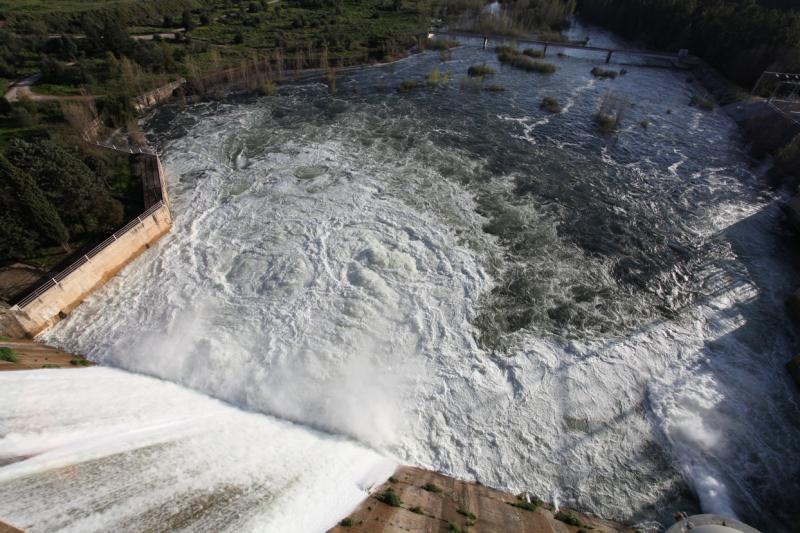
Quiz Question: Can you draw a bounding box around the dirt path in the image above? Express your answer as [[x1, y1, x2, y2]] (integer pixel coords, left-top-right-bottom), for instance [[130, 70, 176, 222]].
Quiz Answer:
[[3, 73, 96, 103]]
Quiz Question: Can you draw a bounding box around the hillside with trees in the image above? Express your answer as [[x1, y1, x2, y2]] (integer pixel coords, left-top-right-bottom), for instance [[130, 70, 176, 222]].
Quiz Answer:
[[577, 0, 800, 89]]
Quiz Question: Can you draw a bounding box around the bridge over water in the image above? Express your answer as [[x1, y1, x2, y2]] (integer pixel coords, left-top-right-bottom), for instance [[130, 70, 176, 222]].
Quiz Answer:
[[429, 30, 694, 67]]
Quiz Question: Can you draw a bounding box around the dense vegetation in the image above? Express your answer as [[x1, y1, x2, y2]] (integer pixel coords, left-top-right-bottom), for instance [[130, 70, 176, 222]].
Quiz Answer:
[[578, 0, 800, 89], [0, 138, 133, 262]]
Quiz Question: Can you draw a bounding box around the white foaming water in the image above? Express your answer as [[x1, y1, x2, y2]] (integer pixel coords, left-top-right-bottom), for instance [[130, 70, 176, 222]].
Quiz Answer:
[[0, 369, 393, 532], [25, 37, 800, 531]]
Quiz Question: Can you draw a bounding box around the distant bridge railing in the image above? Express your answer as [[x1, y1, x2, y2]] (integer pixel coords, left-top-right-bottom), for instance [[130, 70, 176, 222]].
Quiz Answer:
[[428, 31, 690, 65]]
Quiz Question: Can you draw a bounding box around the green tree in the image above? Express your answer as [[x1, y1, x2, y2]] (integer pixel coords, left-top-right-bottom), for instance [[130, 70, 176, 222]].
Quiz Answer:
[[5, 139, 123, 234], [0, 156, 70, 253]]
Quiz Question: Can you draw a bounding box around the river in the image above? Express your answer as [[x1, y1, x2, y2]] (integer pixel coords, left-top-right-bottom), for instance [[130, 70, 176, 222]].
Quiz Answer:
[[2, 23, 800, 533]]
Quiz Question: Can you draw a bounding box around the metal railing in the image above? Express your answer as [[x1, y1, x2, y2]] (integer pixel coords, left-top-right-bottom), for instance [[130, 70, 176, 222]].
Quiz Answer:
[[14, 200, 165, 310]]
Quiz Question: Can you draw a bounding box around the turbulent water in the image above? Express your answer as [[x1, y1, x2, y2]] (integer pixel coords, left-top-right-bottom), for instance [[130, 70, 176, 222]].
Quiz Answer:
[[4, 24, 800, 532]]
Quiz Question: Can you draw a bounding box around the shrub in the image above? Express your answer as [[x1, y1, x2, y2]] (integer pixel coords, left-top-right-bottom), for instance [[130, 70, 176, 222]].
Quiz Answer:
[[398, 79, 421, 92], [689, 94, 715, 111], [339, 517, 353, 527], [555, 511, 582, 526], [422, 482, 442, 493], [377, 488, 401, 507], [427, 68, 450, 87], [594, 92, 627, 133], [467, 64, 495, 77], [591, 66, 618, 79], [540, 96, 561, 113], [42, 363, 60, 368], [457, 507, 476, 520], [422, 38, 459, 51], [486, 84, 505, 92], [0, 347, 18, 363], [497, 49, 556, 73], [523, 48, 544, 58], [70, 358, 91, 366], [639, 119, 649, 128], [510, 493, 542, 511], [257, 80, 278, 96], [389, 476, 398, 483], [410, 506, 424, 514]]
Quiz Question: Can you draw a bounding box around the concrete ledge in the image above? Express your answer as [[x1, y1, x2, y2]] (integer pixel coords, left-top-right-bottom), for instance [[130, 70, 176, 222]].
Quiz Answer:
[[329, 466, 633, 533]]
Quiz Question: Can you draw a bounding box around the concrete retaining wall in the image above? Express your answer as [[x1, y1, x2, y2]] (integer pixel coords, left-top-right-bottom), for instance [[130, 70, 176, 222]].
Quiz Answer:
[[10, 202, 171, 336], [133, 78, 186, 112], [2, 151, 172, 338]]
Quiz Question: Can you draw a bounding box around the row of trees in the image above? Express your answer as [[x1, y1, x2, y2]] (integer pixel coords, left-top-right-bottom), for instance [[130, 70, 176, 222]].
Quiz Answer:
[[0, 139, 125, 261], [577, 0, 800, 88]]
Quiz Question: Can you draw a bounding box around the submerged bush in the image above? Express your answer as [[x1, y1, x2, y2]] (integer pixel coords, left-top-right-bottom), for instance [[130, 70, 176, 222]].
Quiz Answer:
[[467, 64, 495, 77], [497, 48, 556, 74], [523, 48, 544, 58], [594, 92, 627, 133], [540, 96, 561, 113], [257, 80, 278, 96], [427, 68, 450, 88], [422, 38, 459, 51], [398, 79, 421, 92], [70, 357, 91, 366], [689, 94, 715, 111], [0, 347, 18, 363], [486, 84, 506, 93], [591, 66, 618, 79]]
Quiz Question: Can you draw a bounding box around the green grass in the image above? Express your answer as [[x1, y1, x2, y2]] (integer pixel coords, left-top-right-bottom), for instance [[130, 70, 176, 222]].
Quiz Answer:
[[31, 84, 84, 96], [70, 357, 91, 366], [409, 506, 424, 514], [338, 517, 354, 527], [42, 363, 60, 368], [0, 347, 19, 363]]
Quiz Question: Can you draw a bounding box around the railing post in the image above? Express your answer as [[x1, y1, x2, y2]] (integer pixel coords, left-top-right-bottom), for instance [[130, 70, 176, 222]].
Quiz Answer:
[[483, 37, 488, 50], [543, 43, 548, 57], [606, 50, 612, 64]]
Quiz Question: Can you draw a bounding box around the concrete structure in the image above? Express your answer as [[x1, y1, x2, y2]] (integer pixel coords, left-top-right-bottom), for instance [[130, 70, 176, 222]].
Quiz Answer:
[[133, 78, 186, 112], [329, 466, 633, 533], [0, 150, 171, 338], [666, 514, 761, 533]]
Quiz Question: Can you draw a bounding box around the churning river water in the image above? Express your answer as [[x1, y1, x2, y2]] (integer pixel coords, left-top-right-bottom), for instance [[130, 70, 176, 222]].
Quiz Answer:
[[3, 24, 800, 533]]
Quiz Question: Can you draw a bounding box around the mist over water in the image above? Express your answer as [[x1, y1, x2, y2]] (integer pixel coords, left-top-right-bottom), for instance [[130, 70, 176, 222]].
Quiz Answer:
[[14, 23, 800, 532]]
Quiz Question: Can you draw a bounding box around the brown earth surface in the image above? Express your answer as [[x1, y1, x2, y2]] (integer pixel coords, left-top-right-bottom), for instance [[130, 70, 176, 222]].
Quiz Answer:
[[329, 466, 635, 533], [0, 338, 92, 370]]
